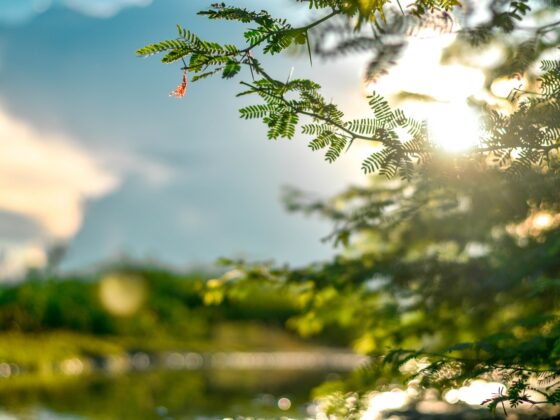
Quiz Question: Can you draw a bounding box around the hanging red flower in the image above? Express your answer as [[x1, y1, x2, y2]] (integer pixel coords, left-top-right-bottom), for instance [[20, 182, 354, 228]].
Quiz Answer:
[[169, 70, 187, 98]]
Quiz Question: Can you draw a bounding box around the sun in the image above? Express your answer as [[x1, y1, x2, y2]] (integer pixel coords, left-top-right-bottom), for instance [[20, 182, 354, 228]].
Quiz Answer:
[[357, 31, 487, 154], [427, 102, 482, 152]]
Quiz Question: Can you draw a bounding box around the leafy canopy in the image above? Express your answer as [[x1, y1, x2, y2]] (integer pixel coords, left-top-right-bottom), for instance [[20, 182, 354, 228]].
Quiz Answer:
[[137, 0, 559, 179], [139, 0, 560, 416]]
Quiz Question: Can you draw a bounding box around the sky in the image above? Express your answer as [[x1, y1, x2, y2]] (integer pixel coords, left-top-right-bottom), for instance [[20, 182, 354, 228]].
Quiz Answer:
[[0, 0, 377, 277], [0, 0, 508, 278]]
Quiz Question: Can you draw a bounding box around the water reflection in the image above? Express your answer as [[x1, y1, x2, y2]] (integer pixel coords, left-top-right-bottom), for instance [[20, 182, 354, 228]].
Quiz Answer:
[[0, 368, 335, 419]]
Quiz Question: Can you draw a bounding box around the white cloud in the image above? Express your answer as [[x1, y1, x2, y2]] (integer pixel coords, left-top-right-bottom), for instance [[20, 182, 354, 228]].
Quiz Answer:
[[0, 0, 152, 25], [0, 105, 180, 278], [0, 244, 47, 281], [0, 108, 119, 238], [101, 151, 176, 188], [0, 106, 119, 277]]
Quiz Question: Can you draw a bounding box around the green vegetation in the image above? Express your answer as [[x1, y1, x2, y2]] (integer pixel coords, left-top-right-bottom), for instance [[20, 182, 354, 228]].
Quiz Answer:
[[0, 266, 331, 374], [138, 0, 560, 416], [0, 267, 354, 418], [136, 0, 556, 178]]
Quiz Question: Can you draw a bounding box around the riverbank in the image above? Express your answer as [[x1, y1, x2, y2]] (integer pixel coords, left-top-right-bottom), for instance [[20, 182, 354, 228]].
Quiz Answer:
[[0, 323, 360, 380]]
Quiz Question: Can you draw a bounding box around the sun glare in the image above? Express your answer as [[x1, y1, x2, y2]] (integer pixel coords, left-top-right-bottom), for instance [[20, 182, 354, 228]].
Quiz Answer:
[[356, 28, 487, 158], [444, 380, 505, 406], [427, 102, 482, 152]]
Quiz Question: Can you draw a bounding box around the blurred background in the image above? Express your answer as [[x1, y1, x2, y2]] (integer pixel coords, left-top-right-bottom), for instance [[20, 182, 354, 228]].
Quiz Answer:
[[1, 0, 549, 418], [0, 0, 379, 279], [0, 1, 371, 418]]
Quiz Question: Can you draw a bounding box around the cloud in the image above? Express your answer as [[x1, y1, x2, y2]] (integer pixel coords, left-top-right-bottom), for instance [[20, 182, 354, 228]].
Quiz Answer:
[[0, 211, 46, 242], [0, 108, 119, 237], [0, 105, 179, 278], [0, 244, 47, 281], [0, 106, 118, 277], [0, 0, 152, 25], [0, 211, 48, 279], [101, 151, 176, 188]]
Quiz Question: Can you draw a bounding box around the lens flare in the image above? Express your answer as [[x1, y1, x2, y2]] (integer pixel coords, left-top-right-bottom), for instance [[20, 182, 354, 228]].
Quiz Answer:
[[99, 273, 147, 316]]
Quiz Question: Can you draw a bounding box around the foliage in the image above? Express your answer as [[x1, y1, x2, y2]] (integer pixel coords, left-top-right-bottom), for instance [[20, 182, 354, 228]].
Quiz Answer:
[[138, 0, 560, 415], [138, 0, 559, 178], [0, 266, 316, 360], [219, 164, 560, 414]]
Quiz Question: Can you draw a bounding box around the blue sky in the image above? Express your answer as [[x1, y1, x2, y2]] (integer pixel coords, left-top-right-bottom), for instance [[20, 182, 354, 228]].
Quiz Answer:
[[0, 0, 366, 276]]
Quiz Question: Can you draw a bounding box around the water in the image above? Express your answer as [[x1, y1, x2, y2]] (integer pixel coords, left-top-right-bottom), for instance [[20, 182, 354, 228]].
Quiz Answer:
[[0, 368, 340, 419]]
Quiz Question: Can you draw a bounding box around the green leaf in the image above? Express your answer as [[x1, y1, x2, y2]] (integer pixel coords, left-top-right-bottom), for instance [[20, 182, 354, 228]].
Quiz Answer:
[[136, 39, 188, 57], [222, 60, 241, 79]]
